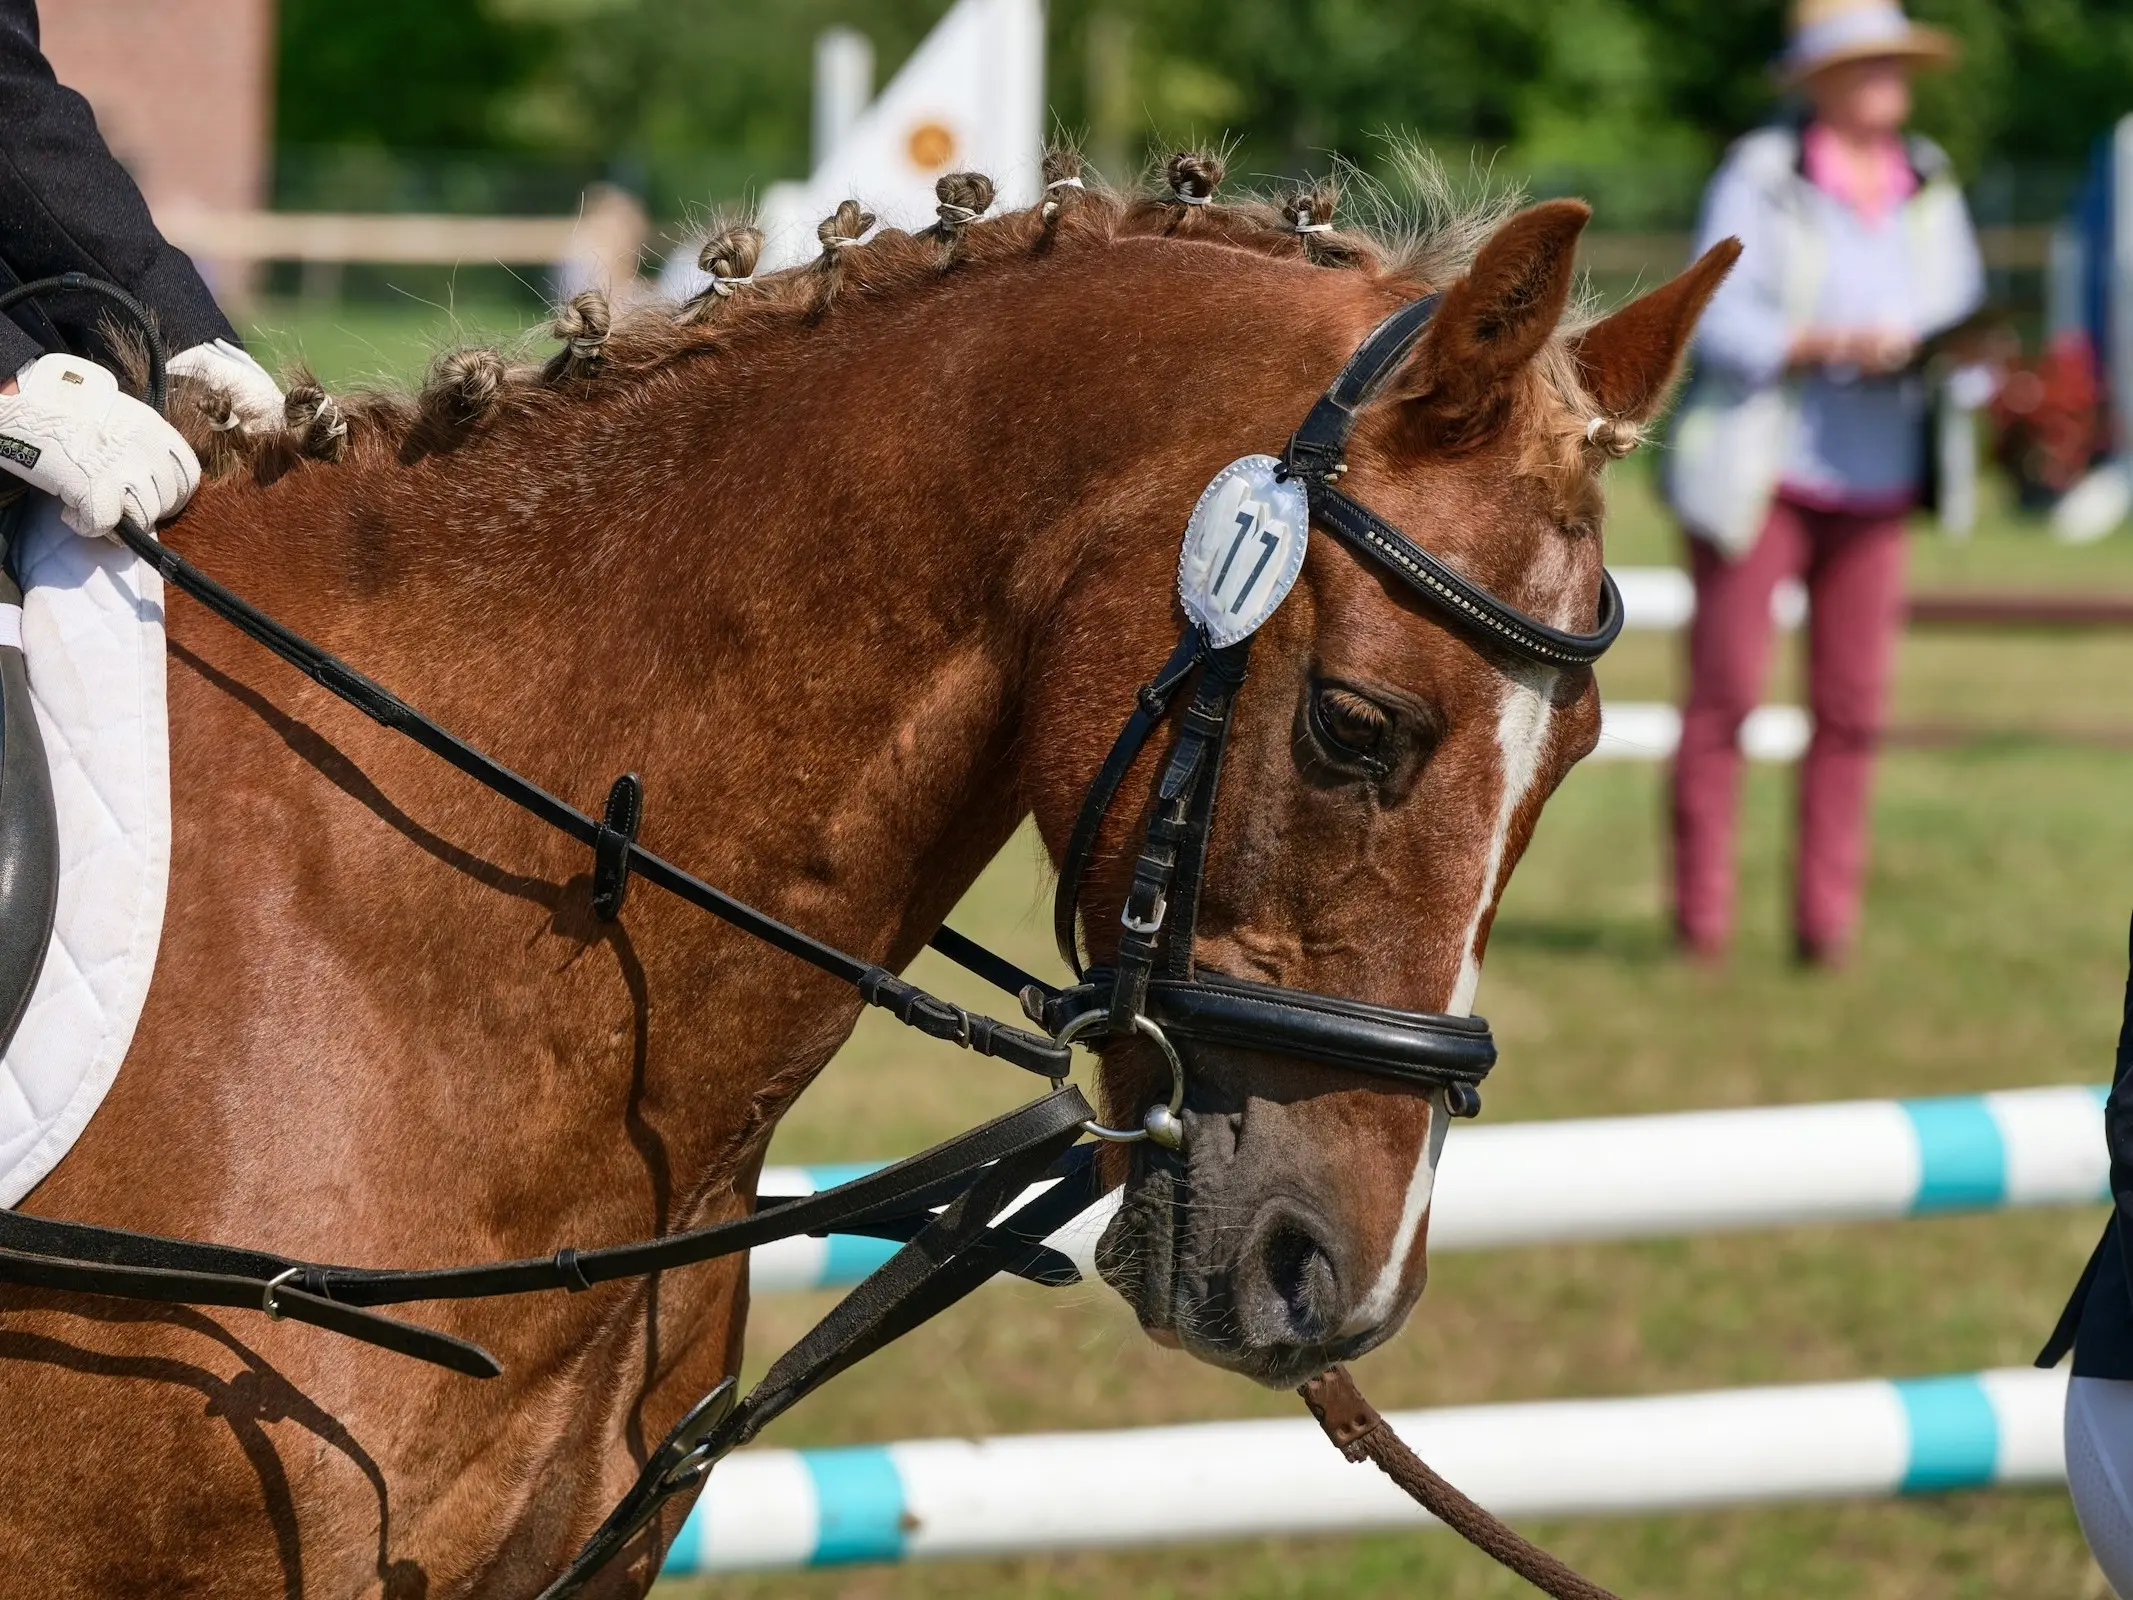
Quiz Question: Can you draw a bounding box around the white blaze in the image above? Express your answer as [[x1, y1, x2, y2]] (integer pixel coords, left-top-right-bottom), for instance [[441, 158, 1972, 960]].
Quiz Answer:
[[1344, 666, 1557, 1334], [1449, 666, 1557, 1016], [1341, 1086, 1452, 1334]]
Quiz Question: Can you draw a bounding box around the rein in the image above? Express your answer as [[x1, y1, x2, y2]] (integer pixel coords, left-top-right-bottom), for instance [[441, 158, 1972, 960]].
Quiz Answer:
[[1301, 1367, 1624, 1600], [0, 277, 1624, 1598]]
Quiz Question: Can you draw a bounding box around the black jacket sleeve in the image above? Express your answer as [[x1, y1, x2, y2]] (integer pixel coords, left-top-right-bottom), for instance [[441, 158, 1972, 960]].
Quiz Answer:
[[2039, 910, 2133, 1374], [0, 0, 238, 378]]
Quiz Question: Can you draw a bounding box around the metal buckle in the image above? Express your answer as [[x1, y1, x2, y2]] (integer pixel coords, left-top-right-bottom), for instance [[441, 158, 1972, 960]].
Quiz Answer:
[[655, 1378, 740, 1496], [1120, 894, 1167, 937], [944, 1001, 972, 1047], [261, 1266, 303, 1320]]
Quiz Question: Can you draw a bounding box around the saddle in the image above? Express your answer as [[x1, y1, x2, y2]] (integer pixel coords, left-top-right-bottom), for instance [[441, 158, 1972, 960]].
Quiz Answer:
[[0, 491, 59, 1056]]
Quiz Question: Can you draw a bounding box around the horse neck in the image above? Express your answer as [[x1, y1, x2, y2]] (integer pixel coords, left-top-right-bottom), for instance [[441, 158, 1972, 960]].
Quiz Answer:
[[186, 244, 1392, 1082]]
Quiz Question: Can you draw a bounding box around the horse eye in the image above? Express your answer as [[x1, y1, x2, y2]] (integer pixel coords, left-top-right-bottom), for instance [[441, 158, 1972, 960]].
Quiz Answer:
[[1312, 685, 1391, 763]]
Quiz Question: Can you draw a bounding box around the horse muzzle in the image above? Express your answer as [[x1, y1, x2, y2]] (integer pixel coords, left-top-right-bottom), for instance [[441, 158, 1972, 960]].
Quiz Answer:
[[1090, 1059, 1436, 1389]]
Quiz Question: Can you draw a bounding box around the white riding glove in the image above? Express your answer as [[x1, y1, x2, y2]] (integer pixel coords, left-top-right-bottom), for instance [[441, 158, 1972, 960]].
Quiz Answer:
[[0, 353, 200, 538], [169, 337, 285, 436]]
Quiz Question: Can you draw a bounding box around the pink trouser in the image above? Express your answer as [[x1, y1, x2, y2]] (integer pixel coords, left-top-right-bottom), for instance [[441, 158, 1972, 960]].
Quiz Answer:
[[1670, 497, 1908, 954]]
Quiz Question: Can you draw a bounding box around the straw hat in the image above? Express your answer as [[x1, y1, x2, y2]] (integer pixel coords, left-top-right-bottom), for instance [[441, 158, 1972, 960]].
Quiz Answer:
[[1780, 0, 1957, 85]]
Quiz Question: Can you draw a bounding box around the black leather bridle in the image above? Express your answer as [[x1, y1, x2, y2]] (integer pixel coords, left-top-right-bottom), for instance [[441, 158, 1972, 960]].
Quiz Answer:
[[0, 284, 1619, 1596], [1034, 295, 1622, 1140]]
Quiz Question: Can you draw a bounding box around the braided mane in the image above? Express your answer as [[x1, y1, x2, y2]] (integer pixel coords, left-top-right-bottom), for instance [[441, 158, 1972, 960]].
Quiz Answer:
[[171, 147, 1604, 487]]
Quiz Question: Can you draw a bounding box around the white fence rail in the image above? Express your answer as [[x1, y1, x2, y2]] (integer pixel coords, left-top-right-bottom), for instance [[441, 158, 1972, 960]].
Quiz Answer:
[[751, 1085, 2108, 1293], [665, 1367, 2067, 1573], [1610, 566, 1806, 634], [1591, 700, 1807, 763]]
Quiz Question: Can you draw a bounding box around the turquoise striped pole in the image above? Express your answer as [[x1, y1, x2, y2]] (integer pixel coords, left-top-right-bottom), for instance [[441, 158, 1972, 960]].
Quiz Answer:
[[663, 1367, 2067, 1573], [748, 1085, 2110, 1293]]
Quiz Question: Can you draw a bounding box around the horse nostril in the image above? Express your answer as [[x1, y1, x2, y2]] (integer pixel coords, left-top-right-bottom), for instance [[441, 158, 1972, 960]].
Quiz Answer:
[[1250, 1211, 1343, 1346]]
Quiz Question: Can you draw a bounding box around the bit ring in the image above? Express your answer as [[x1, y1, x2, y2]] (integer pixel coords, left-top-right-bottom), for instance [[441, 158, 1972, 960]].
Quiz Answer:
[[1054, 1010, 1187, 1148]]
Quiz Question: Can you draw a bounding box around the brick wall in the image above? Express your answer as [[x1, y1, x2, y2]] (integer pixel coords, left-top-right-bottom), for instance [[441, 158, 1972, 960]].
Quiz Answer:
[[36, 0, 275, 217]]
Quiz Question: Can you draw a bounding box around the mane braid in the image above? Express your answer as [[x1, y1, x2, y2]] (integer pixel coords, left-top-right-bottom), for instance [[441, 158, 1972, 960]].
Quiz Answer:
[[179, 148, 1597, 490]]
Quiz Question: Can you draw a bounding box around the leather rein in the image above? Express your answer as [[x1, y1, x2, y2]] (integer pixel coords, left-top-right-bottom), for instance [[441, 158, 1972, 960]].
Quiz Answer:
[[0, 280, 1621, 1598]]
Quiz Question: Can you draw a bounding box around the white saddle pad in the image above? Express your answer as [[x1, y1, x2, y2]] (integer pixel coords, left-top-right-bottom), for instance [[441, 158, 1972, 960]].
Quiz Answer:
[[0, 498, 170, 1206]]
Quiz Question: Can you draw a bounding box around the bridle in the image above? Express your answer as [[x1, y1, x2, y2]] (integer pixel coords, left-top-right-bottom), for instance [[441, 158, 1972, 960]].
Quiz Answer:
[[1034, 293, 1622, 1143], [0, 281, 1620, 1597]]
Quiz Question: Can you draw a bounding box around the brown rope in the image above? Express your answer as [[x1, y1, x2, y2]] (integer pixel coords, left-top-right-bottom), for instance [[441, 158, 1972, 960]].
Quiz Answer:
[[1299, 1366, 1622, 1600]]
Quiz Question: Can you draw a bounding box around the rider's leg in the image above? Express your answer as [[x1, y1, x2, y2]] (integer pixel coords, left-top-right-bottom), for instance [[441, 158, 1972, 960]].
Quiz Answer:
[[1671, 499, 1805, 957]]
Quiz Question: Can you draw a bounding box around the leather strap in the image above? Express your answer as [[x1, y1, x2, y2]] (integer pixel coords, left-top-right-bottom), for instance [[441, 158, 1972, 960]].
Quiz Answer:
[[590, 772, 641, 921], [1282, 295, 1443, 481], [0, 1087, 1097, 1369], [1281, 295, 1622, 672], [1310, 485, 1624, 669], [0, 1245, 499, 1376], [1109, 642, 1249, 1030], [925, 924, 1058, 1010], [1053, 626, 1204, 976], [1300, 1366, 1622, 1600], [1046, 970, 1494, 1093], [1158, 644, 1249, 980], [536, 1131, 1109, 1598]]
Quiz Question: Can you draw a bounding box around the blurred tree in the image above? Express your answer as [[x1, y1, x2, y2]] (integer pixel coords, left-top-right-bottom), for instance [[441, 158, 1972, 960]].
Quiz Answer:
[[272, 0, 2133, 214], [276, 0, 551, 150], [1937, 0, 2133, 166], [484, 0, 941, 182]]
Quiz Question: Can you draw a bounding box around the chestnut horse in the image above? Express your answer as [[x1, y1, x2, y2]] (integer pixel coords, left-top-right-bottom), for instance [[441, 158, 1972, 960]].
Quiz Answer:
[[0, 163, 1732, 1597]]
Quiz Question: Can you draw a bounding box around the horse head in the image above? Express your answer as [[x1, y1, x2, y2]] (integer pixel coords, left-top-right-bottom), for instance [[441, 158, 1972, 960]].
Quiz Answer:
[[1029, 200, 1738, 1387]]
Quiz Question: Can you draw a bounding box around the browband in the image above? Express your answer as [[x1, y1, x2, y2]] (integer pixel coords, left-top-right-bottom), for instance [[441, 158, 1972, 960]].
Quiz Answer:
[[1311, 487, 1625, 668], [1283, 297, 1623, 670]]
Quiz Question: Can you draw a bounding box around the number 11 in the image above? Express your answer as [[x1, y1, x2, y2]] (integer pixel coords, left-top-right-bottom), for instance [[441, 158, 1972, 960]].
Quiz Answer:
[[1212, 507, 1258, 596]]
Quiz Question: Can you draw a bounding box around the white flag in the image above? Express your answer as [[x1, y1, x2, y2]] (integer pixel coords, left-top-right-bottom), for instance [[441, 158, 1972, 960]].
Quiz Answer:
[[662, 0, 1044, 293]]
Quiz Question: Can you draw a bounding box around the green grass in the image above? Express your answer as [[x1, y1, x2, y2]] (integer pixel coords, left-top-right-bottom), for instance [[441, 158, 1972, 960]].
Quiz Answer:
[[239, 297, 542, 392], [248, 299, 2130, 1595]]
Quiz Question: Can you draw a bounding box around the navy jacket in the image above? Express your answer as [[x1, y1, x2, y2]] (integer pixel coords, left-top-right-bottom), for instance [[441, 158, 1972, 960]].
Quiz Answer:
[[0, 0, 235, 377], [2041, 911, 2133, 1374]]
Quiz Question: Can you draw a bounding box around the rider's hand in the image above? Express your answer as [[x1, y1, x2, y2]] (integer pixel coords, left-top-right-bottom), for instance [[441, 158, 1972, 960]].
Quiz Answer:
[[1786, 326, 1917, 377], [0, 352, 201, 538], [169, 337, 285, 435], [1851, 325, 1917, 375]]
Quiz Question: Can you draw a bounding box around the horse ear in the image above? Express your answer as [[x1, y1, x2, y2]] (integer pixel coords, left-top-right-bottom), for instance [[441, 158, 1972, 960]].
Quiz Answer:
[[1568, 238, 1743, 423], [1399, 199, 1591, 416]]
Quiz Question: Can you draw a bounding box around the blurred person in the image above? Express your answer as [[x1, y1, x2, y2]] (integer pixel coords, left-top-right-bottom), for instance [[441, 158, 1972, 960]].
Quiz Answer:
[[0, 0, 282, 539], [1662, 0, 1982, 967]]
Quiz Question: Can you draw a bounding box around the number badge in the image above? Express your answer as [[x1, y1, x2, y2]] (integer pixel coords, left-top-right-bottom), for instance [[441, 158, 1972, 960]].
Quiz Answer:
[[1176, 455, 1310, 648]]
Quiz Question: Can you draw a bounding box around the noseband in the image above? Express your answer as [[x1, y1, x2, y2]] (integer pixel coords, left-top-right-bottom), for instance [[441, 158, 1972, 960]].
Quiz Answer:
[[1034, 295, 1623, 1144]]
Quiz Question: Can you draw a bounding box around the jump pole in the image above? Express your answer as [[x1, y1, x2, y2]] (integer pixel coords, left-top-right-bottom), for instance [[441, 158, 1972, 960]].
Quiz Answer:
[[748, 1085, 2109, 1294], [662, 1366, 2067, 1573]]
